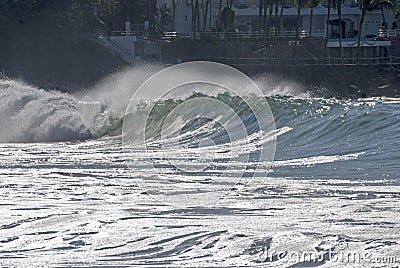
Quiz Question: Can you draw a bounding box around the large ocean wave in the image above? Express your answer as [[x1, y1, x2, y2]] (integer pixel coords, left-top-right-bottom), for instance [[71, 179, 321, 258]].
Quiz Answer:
[[1, 71, 399, 171]]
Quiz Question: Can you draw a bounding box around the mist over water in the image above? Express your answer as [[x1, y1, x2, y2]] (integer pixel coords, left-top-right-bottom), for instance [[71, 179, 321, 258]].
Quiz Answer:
[[253, 73, 312, 98], [0, 65, 162, 142], [73, 64, 164, 115]]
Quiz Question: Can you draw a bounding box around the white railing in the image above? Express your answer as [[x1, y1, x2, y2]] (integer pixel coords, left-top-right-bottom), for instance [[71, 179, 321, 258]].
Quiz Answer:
[[378, 27, 400, 38], [111, 30, 146, 36], [213, 55, 400, 66], [163, 30, 327, 40]]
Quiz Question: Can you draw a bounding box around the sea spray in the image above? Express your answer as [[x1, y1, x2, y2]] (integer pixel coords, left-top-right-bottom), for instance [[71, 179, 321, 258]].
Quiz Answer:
[[0, 79, 90, 142], [0, 65, 164, 142]]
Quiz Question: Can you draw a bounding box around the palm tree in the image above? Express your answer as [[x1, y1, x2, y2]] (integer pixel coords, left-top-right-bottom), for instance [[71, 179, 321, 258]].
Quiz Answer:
[[146, 0, 158, 36], [377, 0, 395, 31], [333, 0, 343, 56], [203, 0, 210, 31], [274, 0, 279, 35], [191, 0, 195, 32], [269, 0, 274, 35], [259, 0, 263, 30], [156, 4, 172, 33], [209, 0, 212, 29], [172, 0, 176, 31], [325, 0, 333, 40], [308, 0, 321, 36], [196, 0, 200, 32], [263, 0, 267, 31], [357, 0, 375, 52], [279, 0, 284, 31], [294, 0, 307, 55], [218, 0, 223, 30], [325, 0, 333, 56]]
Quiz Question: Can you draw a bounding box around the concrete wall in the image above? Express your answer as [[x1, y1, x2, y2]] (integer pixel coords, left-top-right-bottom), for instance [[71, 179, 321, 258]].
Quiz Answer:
[[136, 39, 162, 59], [110, 36, 136, 52], [109, 36, 137, 63]]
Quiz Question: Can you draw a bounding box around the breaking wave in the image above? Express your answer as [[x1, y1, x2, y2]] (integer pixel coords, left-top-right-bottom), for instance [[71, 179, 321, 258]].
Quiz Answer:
[[1, 72, 399, 169], [0, 79, 92, 143]]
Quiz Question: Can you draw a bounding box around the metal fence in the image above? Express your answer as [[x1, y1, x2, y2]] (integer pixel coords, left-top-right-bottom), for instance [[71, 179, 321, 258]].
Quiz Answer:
[[212, 55, 400, 67], [111, 28, 396, 40], [162, 30, 327, 41]]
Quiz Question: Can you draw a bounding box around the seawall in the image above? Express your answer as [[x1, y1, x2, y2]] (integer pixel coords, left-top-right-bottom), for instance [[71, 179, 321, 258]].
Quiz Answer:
[[161, 38, 400, 98]]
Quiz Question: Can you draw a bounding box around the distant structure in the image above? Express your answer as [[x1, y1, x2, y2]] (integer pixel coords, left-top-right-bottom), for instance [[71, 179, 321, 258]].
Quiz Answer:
[[158, 0, 395, 39], [95, 16, 161, 64], [95, 1, 398, 64]]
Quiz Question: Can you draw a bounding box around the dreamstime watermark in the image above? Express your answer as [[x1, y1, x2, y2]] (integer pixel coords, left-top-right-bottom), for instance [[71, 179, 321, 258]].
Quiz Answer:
[[258, 240, 399, 265], [121, 61, 276, 207]]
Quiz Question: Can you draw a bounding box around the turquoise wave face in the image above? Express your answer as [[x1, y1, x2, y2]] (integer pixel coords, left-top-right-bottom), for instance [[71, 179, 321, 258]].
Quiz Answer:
[[269, 97, 400, 180], [121, 93, 399, 181]]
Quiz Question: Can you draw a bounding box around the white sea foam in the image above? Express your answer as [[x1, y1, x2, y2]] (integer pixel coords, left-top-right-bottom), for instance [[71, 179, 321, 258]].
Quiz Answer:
[[0, 79, 90, 142]]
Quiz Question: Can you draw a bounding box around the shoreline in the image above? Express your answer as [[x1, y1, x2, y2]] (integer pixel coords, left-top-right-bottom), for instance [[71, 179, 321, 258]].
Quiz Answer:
[[2, 62, 399, 99], [236, 64, 400, 98], [2, 58, 399, 99]]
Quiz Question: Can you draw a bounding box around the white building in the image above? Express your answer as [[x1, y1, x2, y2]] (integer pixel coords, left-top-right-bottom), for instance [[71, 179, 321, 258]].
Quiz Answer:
[[158, 0, 394, 39]]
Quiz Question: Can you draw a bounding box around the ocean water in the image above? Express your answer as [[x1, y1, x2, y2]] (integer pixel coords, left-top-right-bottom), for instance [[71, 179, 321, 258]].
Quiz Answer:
[[1, 67, 400, 267]]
